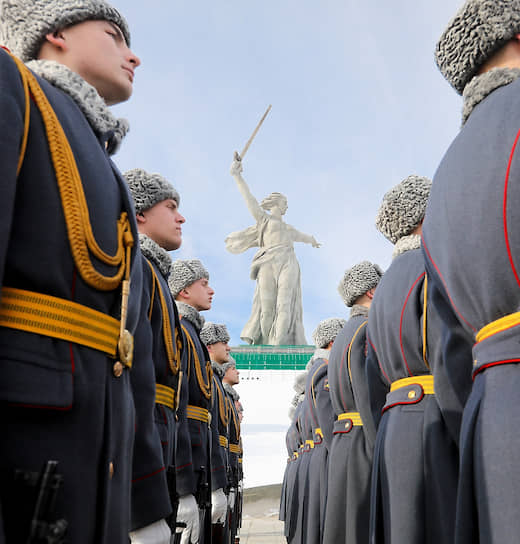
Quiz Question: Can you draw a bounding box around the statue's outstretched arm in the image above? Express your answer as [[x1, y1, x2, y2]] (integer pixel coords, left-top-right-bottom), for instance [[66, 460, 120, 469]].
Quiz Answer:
[[287, 225, 321, 248], [230, 154, 264, 223]]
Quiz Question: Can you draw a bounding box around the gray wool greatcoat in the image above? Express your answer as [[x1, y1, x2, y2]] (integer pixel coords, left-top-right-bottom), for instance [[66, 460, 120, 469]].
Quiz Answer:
[[304, 353, 333, 544], [131, 253, 187, 529], [422, 74, 520, 543], [290, 396, 313, 544], [323, 306, 375, 544], [0, 49, 167, 543], [282, 404, 303, 540], [175, 314, 226, 499], [365, 246, 458, 544]]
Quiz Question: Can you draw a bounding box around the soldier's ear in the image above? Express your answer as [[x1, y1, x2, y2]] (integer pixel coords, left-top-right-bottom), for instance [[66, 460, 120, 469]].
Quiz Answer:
[[136, 212, 146, 224], [44, 30, 67, 51]]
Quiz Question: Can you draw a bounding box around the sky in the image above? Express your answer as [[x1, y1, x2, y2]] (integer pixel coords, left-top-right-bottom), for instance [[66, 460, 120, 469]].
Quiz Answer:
[[110, 0, 464, 346]]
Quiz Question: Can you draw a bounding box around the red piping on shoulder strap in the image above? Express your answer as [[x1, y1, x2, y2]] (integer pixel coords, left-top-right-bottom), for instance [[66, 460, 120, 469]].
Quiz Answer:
[[399, 272, 425, 377], [503, 128, 520, 289], [367, 335, 390, 385], [421, 235, 476, 333]]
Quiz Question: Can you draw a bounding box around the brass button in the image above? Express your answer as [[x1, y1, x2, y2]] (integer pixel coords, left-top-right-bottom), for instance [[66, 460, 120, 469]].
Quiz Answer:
[[408, 390, 417, 399], [109, 462, 114, 480], [113, 362, 124, 378], [344, 420, 352, 431]]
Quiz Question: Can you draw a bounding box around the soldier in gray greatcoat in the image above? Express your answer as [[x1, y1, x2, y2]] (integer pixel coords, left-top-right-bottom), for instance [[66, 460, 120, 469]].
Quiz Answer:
[[124, 169, 190, 541], [200, 322, 234, 543], [366, 176, 459, 543], [0, 1, 160, 542], [422, 1, 520, 540], [304, 318, 346, 544], [323, 261, 383, 544], [282, 377, 305, 542], [169, 261, 227, 544], [289, 375, 312, 544]]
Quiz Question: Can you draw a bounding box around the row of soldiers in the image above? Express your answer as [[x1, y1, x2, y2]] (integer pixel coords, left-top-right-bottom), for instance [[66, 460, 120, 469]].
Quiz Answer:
[[281, 0, 520, 542], [0, 0, 245, 543]]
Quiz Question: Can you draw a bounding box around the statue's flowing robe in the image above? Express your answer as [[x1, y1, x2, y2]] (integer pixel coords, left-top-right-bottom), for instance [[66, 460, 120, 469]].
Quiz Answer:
[[226, 215, 306, 346]]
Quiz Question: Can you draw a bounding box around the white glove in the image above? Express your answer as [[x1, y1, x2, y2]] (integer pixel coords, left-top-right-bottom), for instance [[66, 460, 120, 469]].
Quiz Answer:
[[238, 479, 244, 493], [176, 494, 200, 544], [211, 488, 227, 524], [129, 519, 171, 544], [227, 488, 236, 510]]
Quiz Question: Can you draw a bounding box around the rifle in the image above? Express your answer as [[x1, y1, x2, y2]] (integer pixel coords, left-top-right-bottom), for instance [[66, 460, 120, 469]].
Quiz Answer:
[[16, 460, 68, 544], [196, 466, 212, 544], [165, 466, 186, 544]]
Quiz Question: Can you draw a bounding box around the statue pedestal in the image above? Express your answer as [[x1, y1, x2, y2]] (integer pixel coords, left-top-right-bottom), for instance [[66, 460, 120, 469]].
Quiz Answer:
[[231, 344, 314, 371]]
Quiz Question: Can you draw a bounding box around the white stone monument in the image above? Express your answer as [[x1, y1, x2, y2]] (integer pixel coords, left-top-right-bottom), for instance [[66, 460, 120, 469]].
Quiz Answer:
[[226, 155, 320, 346]]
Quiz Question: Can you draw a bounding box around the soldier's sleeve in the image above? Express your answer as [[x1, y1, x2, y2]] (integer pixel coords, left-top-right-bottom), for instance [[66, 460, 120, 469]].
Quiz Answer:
[[425, 278, 473, 446], [0, 49, 25, 287], [365, 337, 389, 446], [210, 377, 228, 491], [314, 367, 334, 449], [130, 258, 172, 530], [174, 335, 197, 496], [350, 326, 378, 453]]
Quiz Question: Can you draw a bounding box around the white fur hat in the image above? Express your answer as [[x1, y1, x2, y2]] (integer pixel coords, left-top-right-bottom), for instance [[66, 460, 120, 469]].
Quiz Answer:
[[375, 175, 431, 244], [0, 0, 130, 62], [436, 0, 520, 94], [200, 322, 230, 346], [168, 259, 209, 298], [338, 261, 383, 307], [312, 318, 347, 348], [124, 168, 180, 213]]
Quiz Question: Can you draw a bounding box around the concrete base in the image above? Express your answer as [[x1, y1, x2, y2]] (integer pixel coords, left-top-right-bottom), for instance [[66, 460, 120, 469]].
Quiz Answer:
[[238, 484, 285, 543]]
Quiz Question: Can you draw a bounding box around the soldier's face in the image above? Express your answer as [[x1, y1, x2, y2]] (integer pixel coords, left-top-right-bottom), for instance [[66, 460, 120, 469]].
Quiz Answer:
[[225, 366, 240, 385], [45, 20, 141, 105], [137, 199, 185, 251], [209, 342, 230, 364], [184, 278, 214, 311]]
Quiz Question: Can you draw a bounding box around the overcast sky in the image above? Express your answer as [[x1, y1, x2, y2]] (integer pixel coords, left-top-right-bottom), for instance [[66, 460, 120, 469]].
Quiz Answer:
[[111, 1, 463, 346]]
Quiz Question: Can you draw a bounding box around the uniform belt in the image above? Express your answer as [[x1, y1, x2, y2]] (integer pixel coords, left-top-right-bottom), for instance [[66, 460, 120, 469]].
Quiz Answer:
[[390, 375, 435, 395], [219, 435, 228, 448], [476, 312, 520, 343], [304, 439, 314, 452], [229, 443, 241, 454], [338, 412, 363, 426], [187, 404, 211, 424], [382, 375, 434, 414], [473, 312, 520, 378], [155, 383, 176, 410], [0, 287, 126, 362]]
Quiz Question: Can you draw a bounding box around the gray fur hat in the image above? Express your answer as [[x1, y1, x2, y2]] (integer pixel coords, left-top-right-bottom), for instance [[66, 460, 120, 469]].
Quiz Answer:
[[124, 168, 180, 213], [200, 322, 230, 346], [435, 0, 520, 94], [0, 0, 131, 62], [168, 259, 209, 298], [338, 261, 384, 307], [375, 175, 432, 244], [312, 318, 347, 348], [222, 355, 236, 374]]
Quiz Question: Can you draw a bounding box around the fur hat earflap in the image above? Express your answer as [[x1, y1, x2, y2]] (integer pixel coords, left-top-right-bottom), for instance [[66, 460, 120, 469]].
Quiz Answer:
[[124, 168, 180, 213], [375, 175, 432, 244], [200, 322, 230, 346], [169, 259, 209, 298], [312, 318, 347, 348], [293, 372, 306, 395], [338, 261, 384, 307], [0, 0, 131, 62], [435, 0, 520, 94]]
